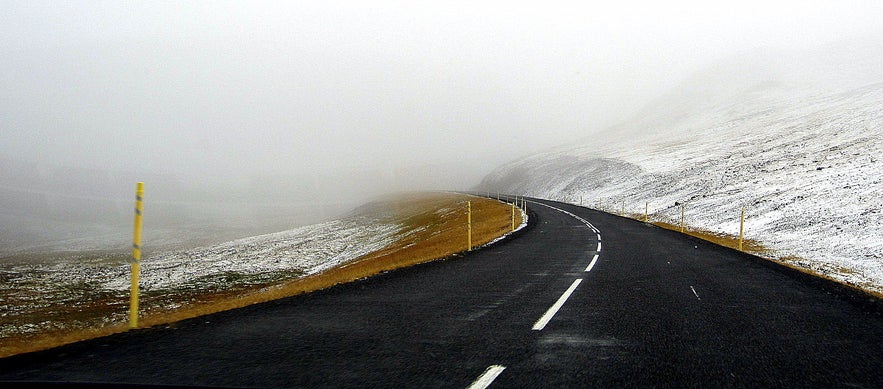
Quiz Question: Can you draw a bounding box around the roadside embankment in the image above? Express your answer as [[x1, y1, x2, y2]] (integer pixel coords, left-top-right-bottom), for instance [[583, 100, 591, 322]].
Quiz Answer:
[[0, 192, 523, 358]]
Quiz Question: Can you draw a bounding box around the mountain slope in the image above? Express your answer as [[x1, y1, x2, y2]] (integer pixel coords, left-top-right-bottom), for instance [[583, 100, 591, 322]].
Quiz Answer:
[[479, 42, 883, 295]]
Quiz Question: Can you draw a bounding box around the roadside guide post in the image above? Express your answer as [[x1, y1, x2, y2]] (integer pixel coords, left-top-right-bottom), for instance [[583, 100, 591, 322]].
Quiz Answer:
[[129, 182, 144, 329], [467, 201, 472, 251]]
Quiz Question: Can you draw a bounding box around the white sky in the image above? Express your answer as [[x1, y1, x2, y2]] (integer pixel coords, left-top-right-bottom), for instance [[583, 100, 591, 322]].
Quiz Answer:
[[3, 0, 883, 191]]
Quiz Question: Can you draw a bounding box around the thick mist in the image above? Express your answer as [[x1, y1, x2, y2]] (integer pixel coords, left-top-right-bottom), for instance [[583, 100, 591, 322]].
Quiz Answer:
[[3, 1, 883, 254]]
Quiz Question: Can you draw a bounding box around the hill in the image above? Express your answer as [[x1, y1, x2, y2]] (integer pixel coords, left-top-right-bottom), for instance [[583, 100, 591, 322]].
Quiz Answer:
[[479, 39, 883, 295]]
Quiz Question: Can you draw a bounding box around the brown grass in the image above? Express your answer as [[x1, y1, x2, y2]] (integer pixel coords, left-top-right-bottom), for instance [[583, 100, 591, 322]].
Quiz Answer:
[[0, 192, 520, 358]]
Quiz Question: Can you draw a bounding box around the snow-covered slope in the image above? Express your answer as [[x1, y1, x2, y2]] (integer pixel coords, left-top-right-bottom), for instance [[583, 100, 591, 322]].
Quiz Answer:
[[0, 211, 402, 338], [479, 42, 883, 295]]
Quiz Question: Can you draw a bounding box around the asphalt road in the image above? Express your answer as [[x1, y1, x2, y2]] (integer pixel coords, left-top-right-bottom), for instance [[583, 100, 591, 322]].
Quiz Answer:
[[1, 197, 880, 388]]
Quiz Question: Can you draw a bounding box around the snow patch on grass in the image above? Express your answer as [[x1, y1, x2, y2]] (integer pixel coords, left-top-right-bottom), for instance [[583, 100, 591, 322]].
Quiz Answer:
[[0, 214, 401, 339]]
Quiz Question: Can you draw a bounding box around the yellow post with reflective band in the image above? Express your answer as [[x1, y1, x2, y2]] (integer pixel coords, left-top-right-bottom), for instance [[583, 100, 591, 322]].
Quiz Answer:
[[738, 207, 745, 252], [467, 201, 472, 251], [511, 201, 515, 231], [129, 182, 144, 329]]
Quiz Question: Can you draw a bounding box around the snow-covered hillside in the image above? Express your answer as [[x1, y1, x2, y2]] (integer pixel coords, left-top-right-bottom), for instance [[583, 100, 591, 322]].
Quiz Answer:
[[479, 42, 883, 295], [0, 211, 402, 338]]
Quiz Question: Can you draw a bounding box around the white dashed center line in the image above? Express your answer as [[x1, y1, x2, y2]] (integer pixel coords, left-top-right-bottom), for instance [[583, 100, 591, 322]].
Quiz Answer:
[[467, 365, 506, 389], [475, 199, 602, 384], [532, 279, 583, 331], [526, 200, 603, 273], [585, 254, 600, 272], [690, 286, 701, 300]]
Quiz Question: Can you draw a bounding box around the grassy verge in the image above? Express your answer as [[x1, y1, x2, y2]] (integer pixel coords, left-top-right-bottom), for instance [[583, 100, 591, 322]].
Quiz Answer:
[[0, 192, 521, 358], [139, 193, 519, 327]]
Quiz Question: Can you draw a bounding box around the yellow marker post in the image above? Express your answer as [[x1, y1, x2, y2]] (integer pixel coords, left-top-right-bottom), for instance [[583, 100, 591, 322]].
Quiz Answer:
[[129, 182, 144, 329], [467, 201, 472, 251], [739, 207, 745, 251], [680, 203, 685, 233], [644, 202, 649, 223], [511, 202, 516, 231]]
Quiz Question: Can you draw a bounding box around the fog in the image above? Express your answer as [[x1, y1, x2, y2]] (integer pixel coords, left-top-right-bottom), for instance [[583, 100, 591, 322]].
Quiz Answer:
[[3, 1, 883, 253]]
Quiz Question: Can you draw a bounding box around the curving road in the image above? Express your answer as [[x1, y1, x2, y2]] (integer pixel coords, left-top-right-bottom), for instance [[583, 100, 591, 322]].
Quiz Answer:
[[1, 197, 881, 388]]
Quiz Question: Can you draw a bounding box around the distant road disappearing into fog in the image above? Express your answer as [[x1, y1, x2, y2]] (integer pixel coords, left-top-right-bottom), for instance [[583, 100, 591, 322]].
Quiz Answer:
[[1, 198, 881, 387]]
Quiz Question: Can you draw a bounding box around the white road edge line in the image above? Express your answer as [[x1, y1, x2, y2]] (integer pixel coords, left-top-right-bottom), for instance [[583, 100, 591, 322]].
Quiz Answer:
[[585, 254, 600, 272], [690, 286, 701, 300], [467, 365, 506, 389], [532, 279, 583, 331]]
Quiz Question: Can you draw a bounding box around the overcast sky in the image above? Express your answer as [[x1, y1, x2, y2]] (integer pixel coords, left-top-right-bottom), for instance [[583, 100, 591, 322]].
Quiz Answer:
[[3, 0, 883, 192]]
